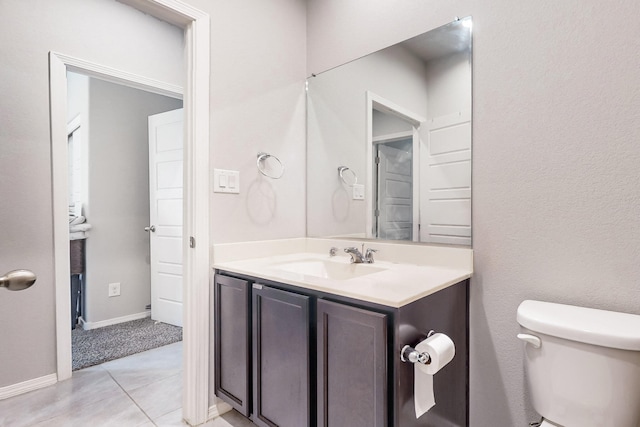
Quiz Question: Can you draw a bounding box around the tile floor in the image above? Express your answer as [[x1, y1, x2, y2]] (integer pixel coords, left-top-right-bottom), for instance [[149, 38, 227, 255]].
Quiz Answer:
[[0, 342, 255, 427]]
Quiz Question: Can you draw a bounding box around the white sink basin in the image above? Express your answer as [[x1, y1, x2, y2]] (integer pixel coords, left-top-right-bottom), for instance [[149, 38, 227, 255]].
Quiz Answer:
[[271, 259, 387, 280]]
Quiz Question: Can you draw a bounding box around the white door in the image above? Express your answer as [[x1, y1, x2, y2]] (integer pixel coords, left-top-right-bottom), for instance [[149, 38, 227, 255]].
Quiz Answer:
[[376, 142, 413, 241], [421, 109, 471, 245], [148, 108, 183, 327]]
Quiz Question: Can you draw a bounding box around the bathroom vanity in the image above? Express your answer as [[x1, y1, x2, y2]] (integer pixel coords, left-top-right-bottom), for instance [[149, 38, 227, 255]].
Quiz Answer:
[[213, 246, 471, 427]]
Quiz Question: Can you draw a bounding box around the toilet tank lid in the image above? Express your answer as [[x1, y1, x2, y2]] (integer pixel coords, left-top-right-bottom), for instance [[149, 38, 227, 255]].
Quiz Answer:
[[517, 300, 640, 351]]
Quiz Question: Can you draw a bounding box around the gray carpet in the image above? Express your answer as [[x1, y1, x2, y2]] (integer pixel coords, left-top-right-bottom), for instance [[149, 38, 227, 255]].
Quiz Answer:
[[72, 317, 182, 370]]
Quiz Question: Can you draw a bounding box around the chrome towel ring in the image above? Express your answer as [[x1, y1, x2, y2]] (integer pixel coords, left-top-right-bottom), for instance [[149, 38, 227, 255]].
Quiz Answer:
[[257, 152, 285, 179], [338, 166, 358, 186]]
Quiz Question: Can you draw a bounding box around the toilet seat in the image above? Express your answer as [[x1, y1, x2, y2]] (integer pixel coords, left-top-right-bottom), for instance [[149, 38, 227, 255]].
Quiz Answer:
[[539, 419, 562, 427]]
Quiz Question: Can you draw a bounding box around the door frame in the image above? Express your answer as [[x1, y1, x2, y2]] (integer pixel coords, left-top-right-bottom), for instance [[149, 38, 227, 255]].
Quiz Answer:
[[49, 1, 213, 424], [365, 91, 424, 240]]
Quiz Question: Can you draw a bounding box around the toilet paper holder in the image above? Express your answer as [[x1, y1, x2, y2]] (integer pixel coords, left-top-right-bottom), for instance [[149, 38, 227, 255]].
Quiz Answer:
[[401, 330, 435, 365]]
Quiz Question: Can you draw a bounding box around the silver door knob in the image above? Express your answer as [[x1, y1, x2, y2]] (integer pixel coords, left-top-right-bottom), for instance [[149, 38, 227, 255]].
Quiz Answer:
[[0, 269, 37, 291], [144, 225, 156, 232]]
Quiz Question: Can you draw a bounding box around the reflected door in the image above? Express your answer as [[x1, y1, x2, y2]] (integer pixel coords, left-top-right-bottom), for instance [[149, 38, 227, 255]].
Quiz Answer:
[[376, 142, 413, 240], [148, 108, 183, 327], [422, 110, 471, 245]]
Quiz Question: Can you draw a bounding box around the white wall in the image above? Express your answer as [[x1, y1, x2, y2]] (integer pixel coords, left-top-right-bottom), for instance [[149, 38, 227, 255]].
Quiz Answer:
[[309, 0, 640, 425], [0, 0, 182, 388], [84, 78, 182, 324]]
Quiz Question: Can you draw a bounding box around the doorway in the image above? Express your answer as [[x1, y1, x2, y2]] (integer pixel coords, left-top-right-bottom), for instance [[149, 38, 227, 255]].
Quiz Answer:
[[374, 135, 414, 240], [366, 92, 424, 241], [66, 73, 183, 370], [49, 2, 212, 424]]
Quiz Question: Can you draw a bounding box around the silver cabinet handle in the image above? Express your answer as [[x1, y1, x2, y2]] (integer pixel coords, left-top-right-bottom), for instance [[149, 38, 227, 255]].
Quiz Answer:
[[0, 269, 37, 291], [144, 225, 156, 232]]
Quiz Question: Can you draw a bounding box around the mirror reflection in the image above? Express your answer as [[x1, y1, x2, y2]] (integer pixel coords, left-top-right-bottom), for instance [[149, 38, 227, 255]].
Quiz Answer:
[[307, 17, 472, 246]]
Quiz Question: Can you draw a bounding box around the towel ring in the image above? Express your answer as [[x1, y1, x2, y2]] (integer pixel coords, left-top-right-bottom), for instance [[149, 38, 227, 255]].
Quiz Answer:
[[257, 152, 285, 179], [338, 166, 358, 186]]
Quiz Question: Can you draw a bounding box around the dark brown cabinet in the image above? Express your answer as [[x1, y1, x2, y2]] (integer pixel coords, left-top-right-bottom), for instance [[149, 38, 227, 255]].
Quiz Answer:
[[317, 299, 387, 427], [252, 285, 311, 427], [214, 270, 469, 427], [214, 274, 251, 416]]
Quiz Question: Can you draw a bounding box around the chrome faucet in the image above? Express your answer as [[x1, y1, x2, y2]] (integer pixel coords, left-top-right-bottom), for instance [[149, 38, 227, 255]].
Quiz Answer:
[[344, 247, 365, 263], [344, 244, 378, 264]]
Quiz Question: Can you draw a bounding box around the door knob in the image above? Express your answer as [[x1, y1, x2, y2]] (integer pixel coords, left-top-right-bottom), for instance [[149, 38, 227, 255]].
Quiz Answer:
[[0, 269, 37, 291], [144, 225, 156, 232]]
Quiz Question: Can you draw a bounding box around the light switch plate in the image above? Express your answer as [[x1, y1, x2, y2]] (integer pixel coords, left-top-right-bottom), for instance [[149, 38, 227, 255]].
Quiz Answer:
[[213, 169, 240, 194], [352, 184, 365, 200]]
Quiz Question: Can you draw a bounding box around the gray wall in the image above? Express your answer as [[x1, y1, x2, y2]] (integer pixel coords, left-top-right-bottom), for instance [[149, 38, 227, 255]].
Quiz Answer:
[[196, 0, 308, 407], [1, 0, 307, 393], [85, 78, 182, 324], [0, 0, 182, 388], [198, 0, 308, 244], [425, 51, 471, 121], [7, 1, 638, 424], [308, 0, 640, 425]]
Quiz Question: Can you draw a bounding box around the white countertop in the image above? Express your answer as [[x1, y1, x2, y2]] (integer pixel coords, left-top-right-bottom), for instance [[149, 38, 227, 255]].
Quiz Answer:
[[213, 250, 472, 308]]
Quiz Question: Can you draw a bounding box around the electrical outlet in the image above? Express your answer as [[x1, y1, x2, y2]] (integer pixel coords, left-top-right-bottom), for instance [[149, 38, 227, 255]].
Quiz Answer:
[[108, 282, 121, 297]]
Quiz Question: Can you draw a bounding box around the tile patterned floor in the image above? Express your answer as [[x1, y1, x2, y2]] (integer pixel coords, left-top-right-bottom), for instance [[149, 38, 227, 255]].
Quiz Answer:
[[0, 342, 255, 427]]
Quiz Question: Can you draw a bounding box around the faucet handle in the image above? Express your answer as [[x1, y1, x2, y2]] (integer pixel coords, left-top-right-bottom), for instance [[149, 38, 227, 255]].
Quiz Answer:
[[344, 247, 363, 263], [364, 248, 378, 263], [329, 247, 339, 257]]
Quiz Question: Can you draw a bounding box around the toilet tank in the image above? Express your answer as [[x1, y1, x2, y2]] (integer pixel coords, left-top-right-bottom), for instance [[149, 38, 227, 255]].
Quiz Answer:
[[517, 300, 640, 427]]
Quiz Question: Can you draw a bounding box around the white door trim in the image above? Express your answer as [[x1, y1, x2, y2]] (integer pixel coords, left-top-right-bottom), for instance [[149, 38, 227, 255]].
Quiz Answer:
[[365, 91, 424, 239], [49, 1, 212, 424]]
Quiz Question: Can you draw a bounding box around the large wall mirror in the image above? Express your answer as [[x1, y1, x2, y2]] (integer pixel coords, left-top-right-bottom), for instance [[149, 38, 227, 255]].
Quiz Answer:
[[307, 17, 472, 246]]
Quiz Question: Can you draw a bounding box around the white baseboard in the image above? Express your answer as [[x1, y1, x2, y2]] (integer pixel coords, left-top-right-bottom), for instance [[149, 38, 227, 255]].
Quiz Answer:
[[0, 373, 58, 400], [208, 401, 233, 420], [79, 310, 151, 330]]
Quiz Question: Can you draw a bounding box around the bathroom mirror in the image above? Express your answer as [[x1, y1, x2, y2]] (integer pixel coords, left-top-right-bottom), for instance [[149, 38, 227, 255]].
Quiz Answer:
[[307, 17, 472, 246]]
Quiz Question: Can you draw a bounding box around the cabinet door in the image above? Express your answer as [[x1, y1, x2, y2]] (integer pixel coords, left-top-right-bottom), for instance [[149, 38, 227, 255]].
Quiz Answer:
[[317, 299, 388, 427], [214, 274, 251, 416], [253, 285, 310, 427]]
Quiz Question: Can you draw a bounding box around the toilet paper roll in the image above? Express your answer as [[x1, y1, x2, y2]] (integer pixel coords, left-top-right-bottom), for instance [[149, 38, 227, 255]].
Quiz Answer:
[[414, 333, 456, 418]]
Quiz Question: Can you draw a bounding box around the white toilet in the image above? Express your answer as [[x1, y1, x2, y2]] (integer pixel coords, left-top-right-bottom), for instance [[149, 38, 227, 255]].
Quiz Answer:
[[517, 300, 640, 427]]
